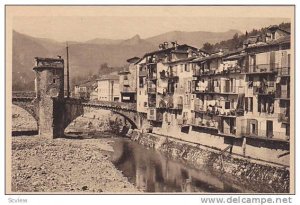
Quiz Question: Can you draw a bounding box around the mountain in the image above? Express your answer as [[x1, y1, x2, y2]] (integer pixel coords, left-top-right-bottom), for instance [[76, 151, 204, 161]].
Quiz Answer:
[[146, 29, 242, 48], [12, 29, 242, 91], [85, 38, 123, 45]]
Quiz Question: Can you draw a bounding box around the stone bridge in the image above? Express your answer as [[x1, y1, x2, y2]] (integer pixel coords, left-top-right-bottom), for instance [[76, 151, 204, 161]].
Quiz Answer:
[[12, 91, 139, 138]]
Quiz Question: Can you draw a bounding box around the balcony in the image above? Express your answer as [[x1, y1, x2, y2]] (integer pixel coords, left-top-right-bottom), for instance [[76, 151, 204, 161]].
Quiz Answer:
[[190, 118, 219, 130], [277, 67, 290, 76], [247, 63, 279, 74], [194, 84, 245, 95], [218, 109, 243, 117], [220, 127, 236, 137], [253, 84, 276, 95], [194, 104, 206, 113], [278, 113, 290, 124], [148, 73, 157, 80], [241, 128, 288, 141], [226, 65, 245, 74], [148, 87, 157, 93], [157, 96, 174, 109], [175, 103, 183, 110], [147, 109, 163, 122], [118, 67, 130, 75], [222, 86, 245, 94], [123, 80, 129, 86], [275, 87, 290, 99], [139, 70, 147, 77], [121, 86, 136, 93]]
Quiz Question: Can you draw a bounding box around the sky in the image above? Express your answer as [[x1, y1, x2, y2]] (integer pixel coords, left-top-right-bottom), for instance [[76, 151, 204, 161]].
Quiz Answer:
[[8, 6, 293, 42]]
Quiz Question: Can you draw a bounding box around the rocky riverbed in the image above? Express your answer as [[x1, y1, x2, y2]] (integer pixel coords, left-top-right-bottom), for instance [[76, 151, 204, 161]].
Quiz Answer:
[[11, 135, 139, 193], [11, 106, 139, 193]]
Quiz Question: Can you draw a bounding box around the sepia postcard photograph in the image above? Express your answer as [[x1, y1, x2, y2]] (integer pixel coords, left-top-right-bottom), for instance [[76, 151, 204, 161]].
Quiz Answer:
[[5, 5, 295, 197]]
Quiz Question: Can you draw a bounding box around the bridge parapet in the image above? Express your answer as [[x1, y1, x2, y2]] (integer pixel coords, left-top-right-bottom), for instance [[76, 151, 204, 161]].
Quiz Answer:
[[85, 100, 137, 112], [12, 91, 36, 98]]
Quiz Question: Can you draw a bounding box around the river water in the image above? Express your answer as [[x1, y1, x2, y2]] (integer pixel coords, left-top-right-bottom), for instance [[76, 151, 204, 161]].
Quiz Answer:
[[109, 137, 253, 193]]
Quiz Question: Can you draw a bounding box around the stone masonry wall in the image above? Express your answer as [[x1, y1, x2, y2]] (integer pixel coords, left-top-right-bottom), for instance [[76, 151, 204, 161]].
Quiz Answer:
[[130, 130, 290, 193]]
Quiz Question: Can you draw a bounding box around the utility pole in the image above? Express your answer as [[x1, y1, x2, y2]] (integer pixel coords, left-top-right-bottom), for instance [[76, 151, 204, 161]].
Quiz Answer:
[[66, 42, 70, 98]]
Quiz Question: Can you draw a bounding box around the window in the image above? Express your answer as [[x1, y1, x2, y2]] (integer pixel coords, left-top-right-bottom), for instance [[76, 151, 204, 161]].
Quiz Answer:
[[150, 109, 154, 115], [180, 64, 183, 72], [53, 79, 56, 83], [139, 91, 141, 95], [225, 101, 230, 109], [271, 32, 275, 40], [250, 123, 256, 134], [124, 75, 128, 80], [144, 102, 147, 107], [184, 64, 188, 72], [249, 97, 253, 112], [187, 64, 190, 72], [185, 94, 189, 105], [286, 125, 290, 136], [245, 97, 248, 112]]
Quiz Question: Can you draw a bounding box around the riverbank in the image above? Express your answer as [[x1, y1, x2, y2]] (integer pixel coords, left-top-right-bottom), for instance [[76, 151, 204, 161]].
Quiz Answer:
[[129, 130, 289, 193], [11, 135, 140, 193]]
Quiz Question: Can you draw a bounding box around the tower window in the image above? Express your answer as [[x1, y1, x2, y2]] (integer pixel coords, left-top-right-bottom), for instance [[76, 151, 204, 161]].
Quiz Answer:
[[53, 79, 56, 83]]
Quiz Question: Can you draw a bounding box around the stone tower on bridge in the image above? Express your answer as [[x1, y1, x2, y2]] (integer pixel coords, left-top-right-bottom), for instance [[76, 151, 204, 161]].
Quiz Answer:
[[33, 57, 65, 138], [13, 57, 139, 139]]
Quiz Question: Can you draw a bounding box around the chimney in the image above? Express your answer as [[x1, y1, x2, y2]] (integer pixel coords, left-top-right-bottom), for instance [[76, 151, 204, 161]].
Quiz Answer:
[[159, 44, 164, 50], [218, 49, 223, 55], [174, 41, 178, 49], [164, 42, 169, 49]]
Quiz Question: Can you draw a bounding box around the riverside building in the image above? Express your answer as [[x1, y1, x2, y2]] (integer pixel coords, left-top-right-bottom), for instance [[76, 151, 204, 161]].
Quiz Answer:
[[133, 26, 291, 166]]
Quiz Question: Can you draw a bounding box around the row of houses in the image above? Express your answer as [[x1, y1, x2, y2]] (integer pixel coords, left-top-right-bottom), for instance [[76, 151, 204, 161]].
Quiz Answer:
[[74, 74, 120, 102], [75, 25, 291, 143]]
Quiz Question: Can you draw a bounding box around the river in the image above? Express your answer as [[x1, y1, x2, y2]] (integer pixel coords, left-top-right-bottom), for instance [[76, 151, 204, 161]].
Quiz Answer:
[[109, 137, 254, 193]]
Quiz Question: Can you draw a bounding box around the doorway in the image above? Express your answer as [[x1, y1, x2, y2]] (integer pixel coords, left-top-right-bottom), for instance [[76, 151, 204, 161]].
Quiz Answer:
[[266, 120, 273, 138]]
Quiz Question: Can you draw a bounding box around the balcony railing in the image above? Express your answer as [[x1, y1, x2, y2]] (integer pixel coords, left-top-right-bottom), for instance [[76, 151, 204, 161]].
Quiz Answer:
[[190, 118, 219, 129], [240, 127, 288, 139], [278, 113, 290, 124], [248, 63, 279, 74], [253, 85, 276, 95], [123, 80, 129, 86], [148, 87, 157, 93], [221, 127, 236, 136], [139, 70, 147, 77], [275, 88, 290, 99], [194, 104, 205, 113], [121, 86, 136, 93], [148, 73, 157, 80], [277, 67, 290, 76], [193, 66, 245, 77], [194, 85, 245, 94], [119, 67, 130, 74], [148, 111, 163, 122], [176, 103, 183, 110]]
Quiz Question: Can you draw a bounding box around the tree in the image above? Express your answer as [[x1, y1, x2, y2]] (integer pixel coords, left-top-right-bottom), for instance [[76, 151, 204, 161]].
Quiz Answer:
[[202, 42, 214, 53]]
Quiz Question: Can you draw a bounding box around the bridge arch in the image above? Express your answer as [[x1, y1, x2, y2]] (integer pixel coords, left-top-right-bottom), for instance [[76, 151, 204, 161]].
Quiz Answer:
[[11, 104, 38, 131], [63, 101, 138, 135]]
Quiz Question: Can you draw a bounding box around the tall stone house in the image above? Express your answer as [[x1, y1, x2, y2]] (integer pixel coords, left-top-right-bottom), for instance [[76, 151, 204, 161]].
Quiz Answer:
[[131, 25, 291, 165]]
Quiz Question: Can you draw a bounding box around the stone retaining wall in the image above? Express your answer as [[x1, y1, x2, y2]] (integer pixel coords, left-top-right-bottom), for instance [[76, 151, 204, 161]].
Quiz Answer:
[[130, 130, 290, 193]]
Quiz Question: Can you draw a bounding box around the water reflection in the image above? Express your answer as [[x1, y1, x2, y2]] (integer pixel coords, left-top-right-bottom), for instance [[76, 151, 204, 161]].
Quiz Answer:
[[110, 138, 251, 193]]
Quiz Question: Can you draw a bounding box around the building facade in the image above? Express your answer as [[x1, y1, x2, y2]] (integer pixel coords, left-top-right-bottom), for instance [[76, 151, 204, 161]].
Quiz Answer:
[[74, 81, 97, 99], [119, 57, 139, 103], [97, 75, 120, 102], [133, 27, 291, 165]]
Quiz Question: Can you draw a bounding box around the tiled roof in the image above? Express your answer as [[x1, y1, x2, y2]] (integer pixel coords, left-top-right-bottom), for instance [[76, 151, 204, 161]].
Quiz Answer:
[[97, 74, 119, 81], [246, 35, 290, 49]]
